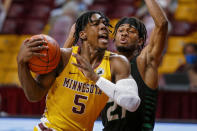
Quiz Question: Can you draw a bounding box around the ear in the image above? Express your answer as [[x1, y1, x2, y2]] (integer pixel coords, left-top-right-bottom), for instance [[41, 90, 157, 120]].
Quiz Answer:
[[137, 38, 144, 47], [79, 31, 87, 40]]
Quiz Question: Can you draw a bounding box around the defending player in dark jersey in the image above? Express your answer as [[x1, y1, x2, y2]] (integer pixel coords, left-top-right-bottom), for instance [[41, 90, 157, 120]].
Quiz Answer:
[[101, 0, 168, 130]]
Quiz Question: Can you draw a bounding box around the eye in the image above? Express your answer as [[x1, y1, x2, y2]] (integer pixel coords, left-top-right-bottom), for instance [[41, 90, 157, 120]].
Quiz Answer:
[[118, 29, 123, 32], [128, 29, 137, 34], [129, 30, 134, 33], [103, 21, 108, 26], [95, 21, 100, 25], [91, 20, 100, 26]]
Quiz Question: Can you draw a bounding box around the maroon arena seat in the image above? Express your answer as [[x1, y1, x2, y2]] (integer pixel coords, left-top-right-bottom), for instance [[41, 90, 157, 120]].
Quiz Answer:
[[20, 19, 45, 34], [109, 4, 136, 18], [170, 21, 193, 36], [7, 3, 25, 18], [88, 4, 109, 15], [1, 19, 20, 34], [27, 4, 51, 20]]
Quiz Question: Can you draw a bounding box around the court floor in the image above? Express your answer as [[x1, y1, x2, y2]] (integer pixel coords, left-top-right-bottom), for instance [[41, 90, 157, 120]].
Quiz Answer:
[[0, 118, 197, 131]]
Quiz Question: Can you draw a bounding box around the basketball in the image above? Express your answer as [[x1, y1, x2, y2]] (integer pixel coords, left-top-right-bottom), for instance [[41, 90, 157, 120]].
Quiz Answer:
[[28, 34, 61, 74]]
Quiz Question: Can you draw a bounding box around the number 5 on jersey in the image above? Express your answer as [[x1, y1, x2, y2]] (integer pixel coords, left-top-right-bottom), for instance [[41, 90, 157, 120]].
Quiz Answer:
[[72, 94, 88, 114]]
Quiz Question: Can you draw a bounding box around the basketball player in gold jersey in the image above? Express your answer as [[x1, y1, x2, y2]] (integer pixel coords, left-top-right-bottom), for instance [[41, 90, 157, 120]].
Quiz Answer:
[[17, 11, 140, 131]]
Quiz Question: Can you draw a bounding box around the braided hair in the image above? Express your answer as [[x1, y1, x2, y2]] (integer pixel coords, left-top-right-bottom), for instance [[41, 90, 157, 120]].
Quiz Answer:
[[114, 17, 147, 52], [73, 11, 111, 45]]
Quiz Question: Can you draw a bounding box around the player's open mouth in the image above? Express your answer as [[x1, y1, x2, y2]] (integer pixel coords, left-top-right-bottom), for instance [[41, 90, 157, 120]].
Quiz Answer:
[[120, 38, 128, 44], [98, 34, 109, 40], [98, 34, 109, 44]]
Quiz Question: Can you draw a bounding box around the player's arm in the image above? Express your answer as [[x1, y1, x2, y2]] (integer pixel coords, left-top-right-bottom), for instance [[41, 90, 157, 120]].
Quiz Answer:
[[17, 38, 57, 102], [63, 23, 75, 48], [104, 54, 140, 112], [142, 0, 168, 66], [73, 51, 140, 112]]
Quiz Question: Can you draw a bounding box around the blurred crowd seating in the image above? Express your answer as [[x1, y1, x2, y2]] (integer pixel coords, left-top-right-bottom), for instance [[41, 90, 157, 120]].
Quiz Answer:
[[0, 0, 197, 120], [0, 35, 31, 85], [2, 0, 54, 34], [0, 0, 197, 89], [1, 86, 197, 119], [158, 0, 197, 75]]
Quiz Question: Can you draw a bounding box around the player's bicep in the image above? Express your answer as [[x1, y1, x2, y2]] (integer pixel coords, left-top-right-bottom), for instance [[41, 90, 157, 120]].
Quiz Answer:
[[147, 24, 168, 65], [36, 71, 56, 93]]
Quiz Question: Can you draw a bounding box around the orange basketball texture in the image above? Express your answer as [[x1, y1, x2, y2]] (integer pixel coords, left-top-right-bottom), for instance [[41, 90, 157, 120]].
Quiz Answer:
[[28, 34, 61, 74]]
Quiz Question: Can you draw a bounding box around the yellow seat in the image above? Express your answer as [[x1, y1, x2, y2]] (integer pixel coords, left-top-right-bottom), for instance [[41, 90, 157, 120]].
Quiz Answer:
[[8, 53, 18, 69], [0, 35, 19, 52], [0, 52, 11, 69], [175, 4, 197, 22], [4, 69, 20, 85], [109, 19, 119, 38], [42, 24, 51, 35], [191, 31, 197, 42], [178, 0, 197, 3], [0, 69, 6, 84], [167, 36, 197, 54], [16, 35, 32, 51], [18, 35, 32, 44], [158, 53, 185, 74]]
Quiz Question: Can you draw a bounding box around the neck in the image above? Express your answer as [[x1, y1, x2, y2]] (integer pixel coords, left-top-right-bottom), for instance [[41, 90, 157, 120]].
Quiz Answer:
[[81, 43, 105, 68]]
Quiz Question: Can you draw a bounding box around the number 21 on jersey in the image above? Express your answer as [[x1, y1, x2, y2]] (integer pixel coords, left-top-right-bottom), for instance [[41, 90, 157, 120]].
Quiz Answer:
[[106, 98, 126, 121]]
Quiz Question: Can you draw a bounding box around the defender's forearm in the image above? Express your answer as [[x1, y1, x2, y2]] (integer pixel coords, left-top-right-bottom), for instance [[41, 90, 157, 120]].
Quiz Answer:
[[145, 0, 168, 27]]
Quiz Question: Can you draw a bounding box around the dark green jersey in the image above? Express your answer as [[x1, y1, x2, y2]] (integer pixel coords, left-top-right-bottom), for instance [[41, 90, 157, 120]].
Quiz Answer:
[[101, 56, 158, 131]]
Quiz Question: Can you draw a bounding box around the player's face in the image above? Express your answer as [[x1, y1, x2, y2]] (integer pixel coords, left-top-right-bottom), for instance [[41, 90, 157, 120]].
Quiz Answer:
[[185, 46, 197, 55], [115, 24, 140, 53], [84, 13, 109, 50]]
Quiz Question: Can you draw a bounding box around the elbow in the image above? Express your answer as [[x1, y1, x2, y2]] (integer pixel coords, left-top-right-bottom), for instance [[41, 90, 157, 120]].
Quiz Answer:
[[162, 20, 168, 28], [117, 95, 141, 112], [127, 95, 141, 112], [26, 96, 41, 103], [157, 19, 168, 29], [24, 92, 43, 103]]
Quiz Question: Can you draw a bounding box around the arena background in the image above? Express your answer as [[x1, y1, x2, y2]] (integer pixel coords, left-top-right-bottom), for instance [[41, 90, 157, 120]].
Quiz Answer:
[[0, 0, 197, 130]]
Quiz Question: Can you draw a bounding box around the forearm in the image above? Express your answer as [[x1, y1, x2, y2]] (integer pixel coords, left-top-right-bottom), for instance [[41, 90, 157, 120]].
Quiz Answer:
[[145, 0, 168, 26], [63, 24, 75, 48], [96, 77, 140, 112], [63, 33, 75, 48], [18, 62, 46, 102]]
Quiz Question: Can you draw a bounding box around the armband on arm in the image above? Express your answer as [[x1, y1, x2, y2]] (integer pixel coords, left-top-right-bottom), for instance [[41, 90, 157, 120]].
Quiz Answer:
[[96, 77, 140, 112]]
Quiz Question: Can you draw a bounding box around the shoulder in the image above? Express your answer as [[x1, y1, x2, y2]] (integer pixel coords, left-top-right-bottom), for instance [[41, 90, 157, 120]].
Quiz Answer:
[[110, 53, 130, 65], [60, 47, 72, 55], [54, 48, 72, 76], [60, 47, 73, 64], [109, 53, 131, 74]]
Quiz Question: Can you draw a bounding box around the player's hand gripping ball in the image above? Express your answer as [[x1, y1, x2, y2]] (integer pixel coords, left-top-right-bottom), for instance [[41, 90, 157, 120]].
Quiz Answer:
[[28, 34, 61, 74]]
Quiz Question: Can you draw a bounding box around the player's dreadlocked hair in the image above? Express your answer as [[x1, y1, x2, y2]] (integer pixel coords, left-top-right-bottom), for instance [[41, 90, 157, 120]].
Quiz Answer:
[[114, 17, 147, 52], [73, 10, 111, 45]]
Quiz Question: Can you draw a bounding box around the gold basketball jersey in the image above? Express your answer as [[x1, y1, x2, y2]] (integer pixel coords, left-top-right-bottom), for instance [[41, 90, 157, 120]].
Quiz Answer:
[[34, 46, 111, 131]]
